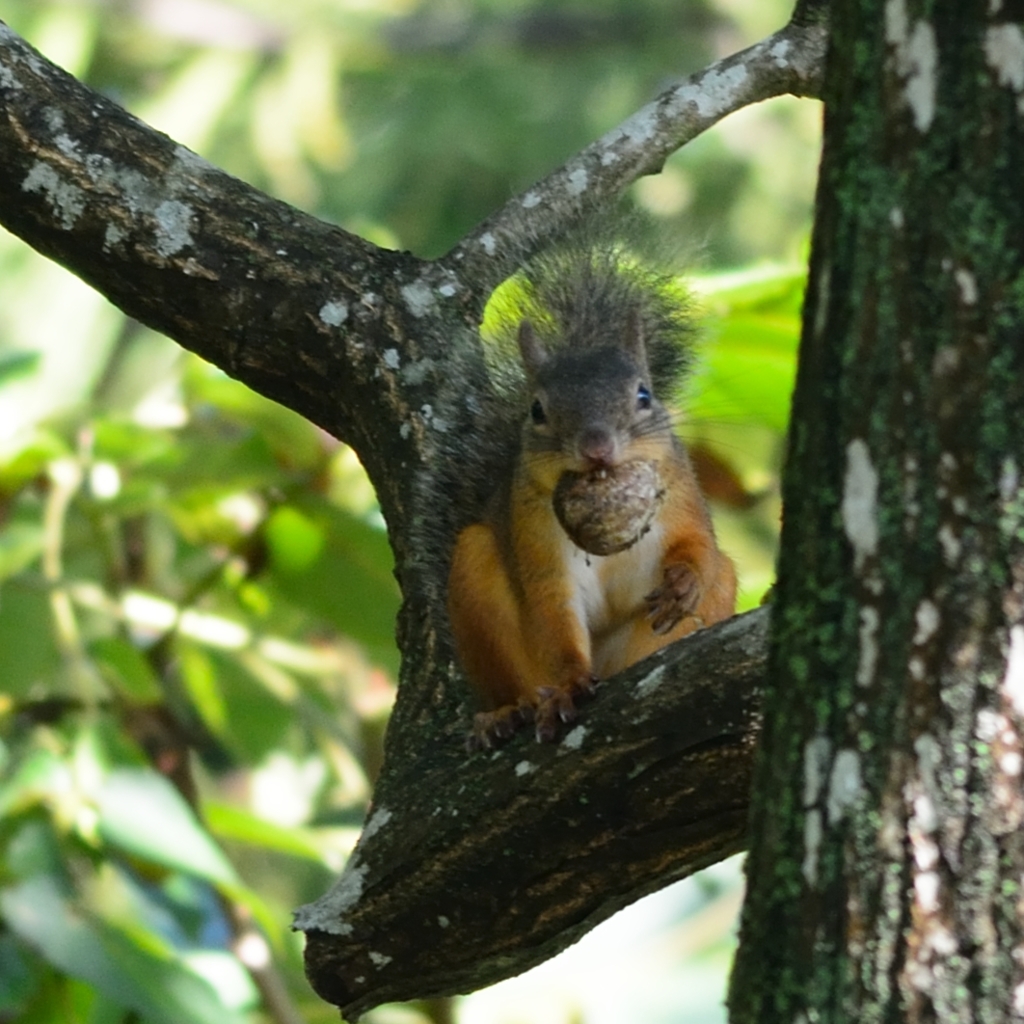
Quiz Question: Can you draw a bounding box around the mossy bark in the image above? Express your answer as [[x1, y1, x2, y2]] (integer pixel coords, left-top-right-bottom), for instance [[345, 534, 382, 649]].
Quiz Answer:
[[730, 2, 1024, 1021]]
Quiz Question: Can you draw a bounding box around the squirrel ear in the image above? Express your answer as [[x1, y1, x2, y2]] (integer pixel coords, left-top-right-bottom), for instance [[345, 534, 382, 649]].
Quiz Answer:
[[517, 319, 549, 375], [624, 309, 648, 366]]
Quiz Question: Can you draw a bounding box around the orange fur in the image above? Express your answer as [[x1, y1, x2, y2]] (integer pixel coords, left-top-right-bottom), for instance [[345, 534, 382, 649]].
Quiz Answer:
[[448, 433, 736, 741]]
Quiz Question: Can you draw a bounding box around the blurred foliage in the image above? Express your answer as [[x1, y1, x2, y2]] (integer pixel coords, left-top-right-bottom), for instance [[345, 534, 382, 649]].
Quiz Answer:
[[0, 329, 395, 1024], [0, 0, 818, 1022]]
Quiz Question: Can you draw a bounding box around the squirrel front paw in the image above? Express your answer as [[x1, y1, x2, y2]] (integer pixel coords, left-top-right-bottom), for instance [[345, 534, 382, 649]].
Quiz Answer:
[[645, 563, 703, 635]]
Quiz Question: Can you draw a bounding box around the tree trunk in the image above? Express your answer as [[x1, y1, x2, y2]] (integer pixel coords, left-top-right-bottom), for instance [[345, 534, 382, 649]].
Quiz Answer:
[[730, 2, 1024, 1021]]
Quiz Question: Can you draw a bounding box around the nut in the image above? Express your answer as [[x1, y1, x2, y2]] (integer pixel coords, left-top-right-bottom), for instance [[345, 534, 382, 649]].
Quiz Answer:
[[553, 459, 663, 556]]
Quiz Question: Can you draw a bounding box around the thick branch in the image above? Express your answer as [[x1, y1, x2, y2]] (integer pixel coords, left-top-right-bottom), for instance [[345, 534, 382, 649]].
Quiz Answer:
[[0, 28, 407, 432], [0, 22, 458, 540], [0, 16, 825, 539], [297, 608, 767, 1018], [442, 16, 828, 292]]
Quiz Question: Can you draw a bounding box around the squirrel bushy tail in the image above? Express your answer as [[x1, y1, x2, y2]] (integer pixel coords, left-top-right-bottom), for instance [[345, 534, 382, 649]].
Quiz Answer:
[[484, 231, 698, 404]]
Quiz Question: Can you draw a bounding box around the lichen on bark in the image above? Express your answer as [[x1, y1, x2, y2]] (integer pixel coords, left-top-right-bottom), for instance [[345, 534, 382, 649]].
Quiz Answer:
[[730, 2, 1024, 1021]]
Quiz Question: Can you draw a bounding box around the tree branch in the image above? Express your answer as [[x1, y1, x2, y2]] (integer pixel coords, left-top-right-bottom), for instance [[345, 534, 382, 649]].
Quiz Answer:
[[441, 14, 828, 293], [297, 608, 767, 1018], [0, 21, 465, 541], [0, 26, 396, 425], [0, 11, 828, 493]]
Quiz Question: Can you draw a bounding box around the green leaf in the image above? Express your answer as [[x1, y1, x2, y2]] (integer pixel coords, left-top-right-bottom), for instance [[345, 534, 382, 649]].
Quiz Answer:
[[688, 271, 803, 435], [178, 643, 229, 737], [168, 485, 264, 547], [0, 351, 41, 387], [204, 801, 327, 863], [265, 505, 326, 573], [0, 933, 41, 1016], [0, 585, 62, 698], [0, 754, 71, 823], [90, 765, 285, 943], [266, 501, 400, 672], [0, 522, 44, 581], [191, 647, 291, 763], [0, 874, 247, 1024], [691, 322, 799, 433], [90, 419, 178, 469], [13, 974, 97, 1024], [0, 429, 69, 493], [181, 950, 259, 1013], [214, 878, 284, 952], [692, 263, 806, 311], [88, 637, 162, 701], [184, 365, 327, 471], [94, 768, 238, 887], [168, 432, 286, 495]]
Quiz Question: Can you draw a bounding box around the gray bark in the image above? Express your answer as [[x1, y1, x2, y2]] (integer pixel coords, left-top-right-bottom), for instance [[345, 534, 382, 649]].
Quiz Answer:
[[729, 2, 1024, 1021]]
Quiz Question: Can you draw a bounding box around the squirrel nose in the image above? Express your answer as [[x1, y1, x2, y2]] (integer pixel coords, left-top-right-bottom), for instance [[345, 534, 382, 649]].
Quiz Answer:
[[578, 427, 617, 468]]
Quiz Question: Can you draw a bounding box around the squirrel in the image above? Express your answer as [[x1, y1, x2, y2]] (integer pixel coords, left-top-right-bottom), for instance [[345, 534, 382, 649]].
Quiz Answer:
[[445, 235, 737, 747]]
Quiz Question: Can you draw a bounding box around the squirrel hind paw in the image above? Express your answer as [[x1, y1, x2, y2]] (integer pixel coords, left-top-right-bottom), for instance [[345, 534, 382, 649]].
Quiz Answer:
[[466, 702, 535, 751], [466, 678, 598, 750], [534, 676, 598, 742]]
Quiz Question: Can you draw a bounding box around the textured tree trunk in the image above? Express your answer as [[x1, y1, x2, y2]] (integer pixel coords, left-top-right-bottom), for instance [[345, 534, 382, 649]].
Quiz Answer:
[[730, 2, 1024, 1021]]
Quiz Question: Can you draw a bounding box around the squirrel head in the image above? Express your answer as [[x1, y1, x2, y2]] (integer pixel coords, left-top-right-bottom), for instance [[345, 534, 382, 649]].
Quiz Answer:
[[517, 316, 672, 480]]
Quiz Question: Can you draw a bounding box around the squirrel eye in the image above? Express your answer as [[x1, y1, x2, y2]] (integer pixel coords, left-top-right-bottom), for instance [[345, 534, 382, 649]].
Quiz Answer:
[[636, 384, 652, 410], [530, 398, 547, 425]]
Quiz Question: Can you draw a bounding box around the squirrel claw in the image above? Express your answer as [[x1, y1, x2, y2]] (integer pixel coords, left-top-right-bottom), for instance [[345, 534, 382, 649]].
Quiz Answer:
[[467, 702, 533, 751], [466, 676, 598, 749], [645, 563, 701, 634], [534, 676, 598, 742]]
